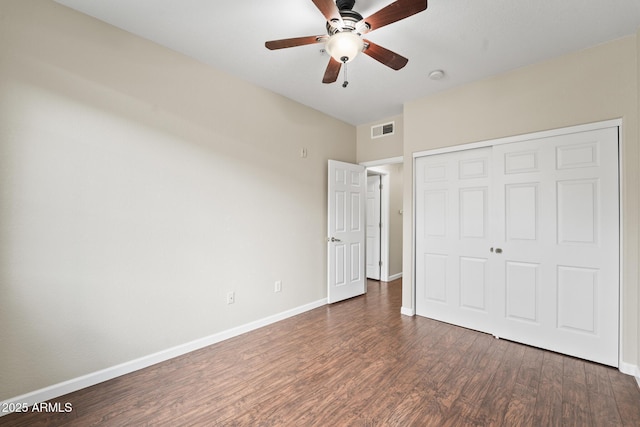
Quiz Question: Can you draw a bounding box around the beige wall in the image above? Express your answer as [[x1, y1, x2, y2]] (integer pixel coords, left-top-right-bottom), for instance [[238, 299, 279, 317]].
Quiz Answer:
[[403, 35, 639, 368], [0, 1, 356, 400], [357, 114, 404, 163]]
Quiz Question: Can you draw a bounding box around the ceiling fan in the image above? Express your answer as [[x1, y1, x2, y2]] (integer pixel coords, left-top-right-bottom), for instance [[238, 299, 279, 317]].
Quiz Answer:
[[265, 0, 428, 86]]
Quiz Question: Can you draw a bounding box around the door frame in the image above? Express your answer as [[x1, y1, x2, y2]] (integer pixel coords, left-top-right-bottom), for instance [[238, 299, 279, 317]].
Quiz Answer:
[[411, 119, 625, 369], [361, 156, 403, 282], [366, 173, 382, 280]]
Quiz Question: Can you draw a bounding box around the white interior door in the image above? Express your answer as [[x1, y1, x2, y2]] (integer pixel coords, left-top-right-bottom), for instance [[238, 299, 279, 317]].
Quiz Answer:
[[328, 160, 366, 304], [415, 147, 494, 334], [366, 175, 381, 280], [415, 126, 619, 366]]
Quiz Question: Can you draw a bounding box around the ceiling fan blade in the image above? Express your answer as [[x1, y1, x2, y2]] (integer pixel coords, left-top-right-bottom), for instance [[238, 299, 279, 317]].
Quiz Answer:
[[311, 0, 344, 28], [362, 0, 427, 33], [323, 57, 342, 83], [265, 35, 326, 50], [363, 40, 408, 70]]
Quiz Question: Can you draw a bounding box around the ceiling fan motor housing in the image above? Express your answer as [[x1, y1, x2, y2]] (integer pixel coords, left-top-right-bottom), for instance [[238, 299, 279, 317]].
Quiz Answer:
[[336, 0, 356, 10], [326, 9, 367, 35]]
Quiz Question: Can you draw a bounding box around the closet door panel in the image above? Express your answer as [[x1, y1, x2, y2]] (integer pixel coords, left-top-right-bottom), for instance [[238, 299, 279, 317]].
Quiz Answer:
[[415, 148, 493, 333], [492, 127, 619, 366], [415, 126, 619, 366]]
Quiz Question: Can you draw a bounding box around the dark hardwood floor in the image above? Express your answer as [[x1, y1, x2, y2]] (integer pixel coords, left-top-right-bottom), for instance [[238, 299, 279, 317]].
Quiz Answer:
[[3, 279, 640, 426]]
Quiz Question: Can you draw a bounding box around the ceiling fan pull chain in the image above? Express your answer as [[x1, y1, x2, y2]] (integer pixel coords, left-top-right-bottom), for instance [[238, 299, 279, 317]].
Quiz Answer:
[[342, 60, 349, 88]]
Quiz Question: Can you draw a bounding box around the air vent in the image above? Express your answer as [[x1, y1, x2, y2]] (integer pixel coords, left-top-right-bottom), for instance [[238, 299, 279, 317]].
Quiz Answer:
[[371, 121, 395, 139]]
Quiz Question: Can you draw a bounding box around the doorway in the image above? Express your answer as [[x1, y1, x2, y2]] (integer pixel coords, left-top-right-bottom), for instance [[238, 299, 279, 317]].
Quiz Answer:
[[363, 158, 404, 282]]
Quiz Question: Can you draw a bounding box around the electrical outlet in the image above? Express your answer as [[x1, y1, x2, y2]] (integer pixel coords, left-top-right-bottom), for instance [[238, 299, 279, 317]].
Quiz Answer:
[[226, 291, 235, 304], [274, 281, 282, 293]]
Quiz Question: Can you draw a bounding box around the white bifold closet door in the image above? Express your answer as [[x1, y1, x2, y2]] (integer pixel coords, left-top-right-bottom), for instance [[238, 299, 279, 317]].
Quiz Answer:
[[415, 127, 619, 366]]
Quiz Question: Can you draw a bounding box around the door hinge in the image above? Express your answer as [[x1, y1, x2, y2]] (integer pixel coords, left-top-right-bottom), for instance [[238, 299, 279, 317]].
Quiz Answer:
[[379, 184, 383, 190], [379, 260, 383, 267], [379, 222, 382, 229]]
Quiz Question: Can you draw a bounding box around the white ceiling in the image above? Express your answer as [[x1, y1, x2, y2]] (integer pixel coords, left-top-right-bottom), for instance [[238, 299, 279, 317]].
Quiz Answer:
[[54, 0, 640, 126]]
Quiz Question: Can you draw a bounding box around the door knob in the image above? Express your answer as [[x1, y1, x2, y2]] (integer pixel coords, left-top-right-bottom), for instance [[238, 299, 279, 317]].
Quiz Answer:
[[329, 237, 342, 242], [495, 248, 503, 254]]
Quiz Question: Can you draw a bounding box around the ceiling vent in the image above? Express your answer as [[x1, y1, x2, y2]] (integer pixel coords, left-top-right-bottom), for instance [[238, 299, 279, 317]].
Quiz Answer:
[[371, 121, 395, 139]]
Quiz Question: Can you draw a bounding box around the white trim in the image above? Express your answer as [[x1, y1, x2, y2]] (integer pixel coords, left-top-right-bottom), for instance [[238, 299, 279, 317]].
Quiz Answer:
[[617, 125, 625, 371], [0, 298, 327, 417], [388, 272, 403, 281], [412, 119, 623, 159], [619, 361, 637, 377], [401, 306, 415, 316], [618, 361, 640, 387], [380, 173, 391, 281], [360, 156, 403, 167], [411, 154, 418, 318]]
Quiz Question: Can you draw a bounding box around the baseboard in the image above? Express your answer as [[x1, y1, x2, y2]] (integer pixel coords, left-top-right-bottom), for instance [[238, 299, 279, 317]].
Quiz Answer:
[[400, 306, 415, 316], [387, 272, 403, 281], [0, 298, 327, 417], [618, 360, 635, 376]]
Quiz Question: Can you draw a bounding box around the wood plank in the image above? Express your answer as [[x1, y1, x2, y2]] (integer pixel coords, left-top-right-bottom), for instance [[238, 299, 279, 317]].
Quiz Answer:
[[584, 360, 615, 397], [562, 379, 592, 427], [533, 351, 563, 426], [448, 335, 509, 422], [608, 368, 640, 426], [503, 382, 538, 426], [516, 345, 544, 390], [472, 340, 526, 425]]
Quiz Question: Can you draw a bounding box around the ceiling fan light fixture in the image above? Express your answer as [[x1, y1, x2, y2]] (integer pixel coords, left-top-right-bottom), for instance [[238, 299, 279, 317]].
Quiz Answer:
[[325, 31, 364, 63]]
